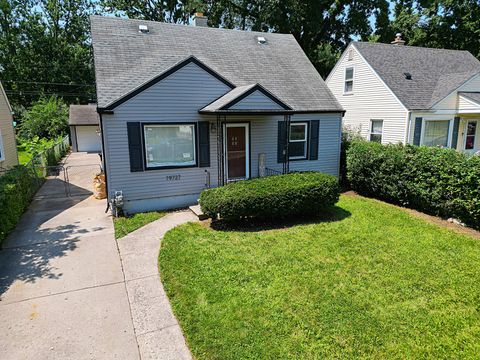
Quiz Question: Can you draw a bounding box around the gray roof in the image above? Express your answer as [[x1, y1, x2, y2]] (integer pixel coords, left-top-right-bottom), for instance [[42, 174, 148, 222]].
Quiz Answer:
[[459, 92, 480, 104], [69, 104, 99, 125], [90, 16, 342, 112], [352, 42, 480, 110]]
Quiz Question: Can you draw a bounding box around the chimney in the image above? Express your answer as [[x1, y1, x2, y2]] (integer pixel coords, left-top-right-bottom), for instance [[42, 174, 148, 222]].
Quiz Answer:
[[391, 33, 405, 45], [193, 12, 208, 27]]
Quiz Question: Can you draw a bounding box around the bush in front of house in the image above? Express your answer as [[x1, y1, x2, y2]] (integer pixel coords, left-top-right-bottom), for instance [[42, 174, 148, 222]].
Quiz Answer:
[[199, 172, 340, 221], [0, 166, 42, 244], [346, 140, 480, 229]]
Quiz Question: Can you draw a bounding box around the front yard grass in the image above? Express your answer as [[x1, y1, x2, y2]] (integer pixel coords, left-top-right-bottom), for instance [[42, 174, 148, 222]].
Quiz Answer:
[[159, 195, 480, 359], [114, 211, 166, 239]]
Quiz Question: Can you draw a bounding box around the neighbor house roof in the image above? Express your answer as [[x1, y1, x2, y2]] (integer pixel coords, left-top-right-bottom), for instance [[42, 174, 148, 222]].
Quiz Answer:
[[69, 104, 99, 125], [352, 42, 480, 110], [459, 91, 480, 105], [90, 16, 342, 113]]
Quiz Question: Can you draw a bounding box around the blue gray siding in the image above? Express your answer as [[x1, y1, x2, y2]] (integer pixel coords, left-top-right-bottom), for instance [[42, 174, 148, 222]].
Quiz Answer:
[[102, 62, 342, 213]]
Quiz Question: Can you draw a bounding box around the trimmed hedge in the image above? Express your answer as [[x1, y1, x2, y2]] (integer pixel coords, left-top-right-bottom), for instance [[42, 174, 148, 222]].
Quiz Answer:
[[346, 141, 480, 229], [0, 166, 43, 244], [199, 172, 340, 221]]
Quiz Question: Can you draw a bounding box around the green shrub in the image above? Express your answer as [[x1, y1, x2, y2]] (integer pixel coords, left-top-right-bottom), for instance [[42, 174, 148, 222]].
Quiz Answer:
[[0, 166, 43, 244], [200, 172, 340, 221], [346, 141, 480, 229]]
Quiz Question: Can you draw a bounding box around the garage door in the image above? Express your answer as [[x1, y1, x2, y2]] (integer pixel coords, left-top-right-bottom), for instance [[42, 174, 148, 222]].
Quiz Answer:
[[76, 126, 102, 152]]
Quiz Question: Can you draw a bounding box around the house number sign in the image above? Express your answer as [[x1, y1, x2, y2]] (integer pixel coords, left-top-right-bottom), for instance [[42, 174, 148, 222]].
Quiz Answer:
[[166, 175, 181, 181]]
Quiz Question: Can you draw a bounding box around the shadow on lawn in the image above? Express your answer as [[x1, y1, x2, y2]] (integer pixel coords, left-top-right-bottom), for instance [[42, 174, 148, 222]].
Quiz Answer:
[[210, 205, 351, 232]]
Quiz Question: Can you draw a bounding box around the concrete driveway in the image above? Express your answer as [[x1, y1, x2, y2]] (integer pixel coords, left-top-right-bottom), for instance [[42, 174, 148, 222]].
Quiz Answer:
[[0, 152, 140, 360]]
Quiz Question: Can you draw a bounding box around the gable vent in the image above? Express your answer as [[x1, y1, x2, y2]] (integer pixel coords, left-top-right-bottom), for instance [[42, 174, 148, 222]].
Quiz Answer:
[[138, 24, 149, 34], [404, 72, 412, 80], [257, 36, 267, 45]]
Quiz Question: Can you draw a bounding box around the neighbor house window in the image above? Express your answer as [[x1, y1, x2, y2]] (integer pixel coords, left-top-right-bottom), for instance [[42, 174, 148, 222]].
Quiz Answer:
[[143, 124, 196, 168], [423, 120, 450, 147], [344, 67, 354, 93], [289, 122, 308, 159], [0, 130, 4, 161], [370, 120, 383, 143], [465, 121, 477, 150]]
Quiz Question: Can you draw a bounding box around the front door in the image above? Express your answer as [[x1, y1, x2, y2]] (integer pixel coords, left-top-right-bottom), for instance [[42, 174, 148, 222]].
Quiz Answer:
[[225, 123, 249, 181]]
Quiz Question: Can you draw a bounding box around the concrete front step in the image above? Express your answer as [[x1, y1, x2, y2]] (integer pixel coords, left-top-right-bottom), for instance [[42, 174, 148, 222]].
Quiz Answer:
[[188, 204, 208, 220]]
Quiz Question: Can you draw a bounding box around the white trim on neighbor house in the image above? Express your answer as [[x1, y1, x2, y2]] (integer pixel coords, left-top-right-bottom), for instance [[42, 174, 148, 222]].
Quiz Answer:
[[0, 129, 5, 162], [350, 43, 409, 112], [429, 72, 480, 110], [223, 122, 250, 181]]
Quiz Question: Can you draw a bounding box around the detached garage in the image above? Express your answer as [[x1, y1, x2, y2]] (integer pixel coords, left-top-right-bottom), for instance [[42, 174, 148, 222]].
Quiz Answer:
[[69, 104, 102, 152]]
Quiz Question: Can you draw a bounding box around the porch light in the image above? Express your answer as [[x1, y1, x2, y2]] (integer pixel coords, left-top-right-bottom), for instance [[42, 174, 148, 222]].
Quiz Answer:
[[210, 122, 217, 133]]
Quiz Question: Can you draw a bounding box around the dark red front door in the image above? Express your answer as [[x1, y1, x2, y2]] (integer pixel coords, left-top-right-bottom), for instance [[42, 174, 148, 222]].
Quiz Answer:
[[226, 126, 246, 179]]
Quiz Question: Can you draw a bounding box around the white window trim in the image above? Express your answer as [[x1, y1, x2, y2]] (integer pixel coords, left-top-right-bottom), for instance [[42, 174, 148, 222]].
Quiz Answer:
[[289, 122, 308, 160], [143, 124, 196, 169], [369, 119, 383, 143], [464, 119, 479, 151], [223, 123, 250, 181], [420, 119, 453, 148], [343, 66, 354, 95], [0, 130, 4, 162]]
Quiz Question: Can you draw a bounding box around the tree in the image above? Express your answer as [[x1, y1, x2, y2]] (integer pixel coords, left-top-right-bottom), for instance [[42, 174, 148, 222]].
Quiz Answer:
[[19, 96, 68, 140]]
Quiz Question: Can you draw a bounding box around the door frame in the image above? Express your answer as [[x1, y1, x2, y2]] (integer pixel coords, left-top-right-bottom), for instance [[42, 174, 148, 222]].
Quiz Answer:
[[463, 119, 479, 153], [223, 122, 250, 181]]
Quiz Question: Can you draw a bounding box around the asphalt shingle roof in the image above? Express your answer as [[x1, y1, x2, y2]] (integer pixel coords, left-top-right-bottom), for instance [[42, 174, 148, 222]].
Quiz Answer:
[[90, 16, 342, 112], [69, 104, 99, 125], [353, 42, 480, 110]]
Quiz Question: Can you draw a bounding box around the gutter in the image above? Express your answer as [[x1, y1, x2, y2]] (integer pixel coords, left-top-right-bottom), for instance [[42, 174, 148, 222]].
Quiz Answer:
[[404, 111, 411, 144]]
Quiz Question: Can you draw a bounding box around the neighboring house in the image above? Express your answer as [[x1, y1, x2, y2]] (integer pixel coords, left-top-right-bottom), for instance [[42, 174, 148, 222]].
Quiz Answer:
[[326, 35, 480, 154], [0, 81, 18, 171], [69, 104, 102, 152], [91, 14, 344, 213]]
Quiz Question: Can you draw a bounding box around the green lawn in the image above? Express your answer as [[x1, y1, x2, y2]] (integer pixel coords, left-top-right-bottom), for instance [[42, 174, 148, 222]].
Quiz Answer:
[[159, 195, 480, 359], [114, 211, 166, 239]]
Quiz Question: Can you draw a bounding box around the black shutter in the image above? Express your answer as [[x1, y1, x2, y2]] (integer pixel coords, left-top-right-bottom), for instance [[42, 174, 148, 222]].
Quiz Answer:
[[127, 122, 144, 172], [413, 117, 423, 146], [309, 120, 319, 160], [198, 121, 210, 167], [451, 117, 460, 149], [277, 121, 287, 163]]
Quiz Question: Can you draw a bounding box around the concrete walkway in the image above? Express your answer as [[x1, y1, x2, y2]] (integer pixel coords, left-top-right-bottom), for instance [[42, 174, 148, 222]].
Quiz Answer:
[[0, 153, 139, 359], [117, 211, 198, 360]]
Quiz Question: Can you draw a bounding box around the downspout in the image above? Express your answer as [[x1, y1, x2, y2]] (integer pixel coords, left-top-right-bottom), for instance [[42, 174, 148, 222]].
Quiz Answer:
[[98, 111, 110, 213]]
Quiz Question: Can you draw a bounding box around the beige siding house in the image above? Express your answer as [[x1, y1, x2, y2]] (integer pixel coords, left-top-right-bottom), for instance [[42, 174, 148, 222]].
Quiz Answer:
[[326, 37, 480, 154], [0, 82, 18, 171]]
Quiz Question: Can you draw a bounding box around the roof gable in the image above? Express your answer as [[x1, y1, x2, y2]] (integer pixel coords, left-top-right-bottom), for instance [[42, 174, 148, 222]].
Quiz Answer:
[[69, 104, 99, 125], [91, 16, 343, 113], [353, 42, 480, 110]]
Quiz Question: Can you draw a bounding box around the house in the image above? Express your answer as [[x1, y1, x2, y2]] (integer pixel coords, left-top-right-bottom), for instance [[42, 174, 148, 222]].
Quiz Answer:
[[326, 35, 480, 154], [90, 14, 344, 213], [69, 104, 102, 152], [0, 81, 18, 172]]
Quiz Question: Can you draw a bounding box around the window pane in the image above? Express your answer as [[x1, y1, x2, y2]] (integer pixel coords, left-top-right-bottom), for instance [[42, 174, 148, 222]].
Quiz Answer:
[[144, 125, 195, 167], [423, 121, 449, 147], [467, 122, 477, 136], [344, 81, 353, 93], [370, 134, 382, 143], [371, 120, 383, 134], [345, 68, 354, 80], [289, 141, 306, 158], [290, 124, 306, 141]]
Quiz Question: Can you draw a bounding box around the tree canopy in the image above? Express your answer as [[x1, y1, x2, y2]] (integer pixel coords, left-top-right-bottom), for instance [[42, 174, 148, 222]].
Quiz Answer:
[[2, 0, 480, 113]]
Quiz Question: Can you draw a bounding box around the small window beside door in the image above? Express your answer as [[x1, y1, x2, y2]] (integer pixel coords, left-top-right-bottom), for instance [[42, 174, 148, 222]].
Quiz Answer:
[[344, 67, 354, 94], [289, 122, 308, 160], [466, 121, 477, 150], [370, 120, 383, 143]]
